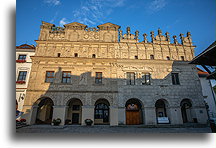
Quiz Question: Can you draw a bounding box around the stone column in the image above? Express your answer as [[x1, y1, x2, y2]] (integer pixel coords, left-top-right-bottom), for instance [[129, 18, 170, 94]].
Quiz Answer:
[[81, 105, 94, 125], [144, 107, 157, 125], [118, 107, 126, 125], [29, 105, 39, 125], [22, 105, 38, 125], [169, 106, 183, 125], [110, 106, 118, 126], [52, 105, 67, 126]]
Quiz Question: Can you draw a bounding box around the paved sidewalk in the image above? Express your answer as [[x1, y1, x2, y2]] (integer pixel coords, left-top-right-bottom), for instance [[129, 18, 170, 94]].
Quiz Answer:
[[16, 125, 212, 133]]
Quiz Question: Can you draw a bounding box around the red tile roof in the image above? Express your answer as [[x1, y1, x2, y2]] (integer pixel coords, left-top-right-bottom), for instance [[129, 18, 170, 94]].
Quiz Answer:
[[16, 44, 35, 49], [197, 67, 209, 77]]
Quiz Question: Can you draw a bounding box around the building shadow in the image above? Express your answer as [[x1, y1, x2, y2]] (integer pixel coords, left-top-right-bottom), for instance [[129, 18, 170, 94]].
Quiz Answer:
[[13, 59, 211, 141]]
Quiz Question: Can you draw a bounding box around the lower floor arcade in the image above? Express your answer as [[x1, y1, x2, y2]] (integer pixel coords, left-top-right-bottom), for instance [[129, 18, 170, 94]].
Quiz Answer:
[[22, 96, 208, 126]]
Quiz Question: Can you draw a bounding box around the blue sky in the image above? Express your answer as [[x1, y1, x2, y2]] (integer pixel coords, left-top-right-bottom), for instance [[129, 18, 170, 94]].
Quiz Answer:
[[16, 0, 215, 56]]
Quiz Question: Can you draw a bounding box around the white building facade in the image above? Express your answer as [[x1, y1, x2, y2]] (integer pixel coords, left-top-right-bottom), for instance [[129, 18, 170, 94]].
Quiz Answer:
[[197, 68, 216, 119], [16, 44, 35, 111]]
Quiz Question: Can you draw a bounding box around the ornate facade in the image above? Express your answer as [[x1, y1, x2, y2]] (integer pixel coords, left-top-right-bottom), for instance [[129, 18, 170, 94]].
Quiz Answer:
[[22, 21, 208, 126]]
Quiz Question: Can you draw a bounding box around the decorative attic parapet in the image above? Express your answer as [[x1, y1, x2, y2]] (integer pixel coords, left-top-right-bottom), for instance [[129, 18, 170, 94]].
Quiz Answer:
[[119, 27, 139, 43], [139, 28, 193, 46], [179, 32, 193, 46], [38, 21, 194, 46], [38, 21, 120, 42]]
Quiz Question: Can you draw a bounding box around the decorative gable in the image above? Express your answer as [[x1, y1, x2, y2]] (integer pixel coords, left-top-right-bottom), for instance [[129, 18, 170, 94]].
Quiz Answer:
[[64, 22, 87, 30], [97, 22, 120, 31]]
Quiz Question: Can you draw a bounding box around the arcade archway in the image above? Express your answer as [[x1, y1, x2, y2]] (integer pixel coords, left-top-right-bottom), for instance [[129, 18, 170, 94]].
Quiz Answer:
[[65, 98, 83, 125], [35, 98, 54, 124], [125, 98, 143, 125], [94, 99, 110, 125], [181, 99, 193, 123]]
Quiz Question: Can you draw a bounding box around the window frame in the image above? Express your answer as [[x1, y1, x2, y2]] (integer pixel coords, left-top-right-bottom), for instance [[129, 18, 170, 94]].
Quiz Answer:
[[18, 55, 27, 60], [95, 72, 102, 84], [126, 72, 135, 85], [17, 71, 27, 81], [171, 73, 180, 85], [45, 71, 55, 83], [62, 71, 71, 83], [141, 73, 151, 85]]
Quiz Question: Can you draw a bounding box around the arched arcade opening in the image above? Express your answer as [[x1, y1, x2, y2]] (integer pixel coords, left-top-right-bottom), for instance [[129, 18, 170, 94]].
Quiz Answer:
[[65, 98, 83, 125], [181, 99, 194, 123], [155, 99, 170, 124], [35, 97, 54, 124], [125, 98, 143, 125], [94, 99, 110, 125]]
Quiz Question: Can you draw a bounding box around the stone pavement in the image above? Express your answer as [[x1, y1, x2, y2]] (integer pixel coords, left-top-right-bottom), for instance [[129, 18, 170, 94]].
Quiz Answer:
[[16, 125, 212, 133]]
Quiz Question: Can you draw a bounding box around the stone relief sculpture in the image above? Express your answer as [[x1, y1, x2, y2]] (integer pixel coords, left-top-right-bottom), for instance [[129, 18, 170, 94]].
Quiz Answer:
[[79, 73, 87, 85]]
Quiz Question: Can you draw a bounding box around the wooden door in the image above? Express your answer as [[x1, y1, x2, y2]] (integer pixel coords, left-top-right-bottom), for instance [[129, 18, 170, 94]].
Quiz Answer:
[[72, 113, 79, 124], [126, 110, 140, 125]]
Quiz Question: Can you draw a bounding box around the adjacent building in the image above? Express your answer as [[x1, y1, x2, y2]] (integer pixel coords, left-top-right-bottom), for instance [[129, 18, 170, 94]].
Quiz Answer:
[[197, 68, 216, 119], [16, 44, 35, 112], [21, 21, 208, 126]]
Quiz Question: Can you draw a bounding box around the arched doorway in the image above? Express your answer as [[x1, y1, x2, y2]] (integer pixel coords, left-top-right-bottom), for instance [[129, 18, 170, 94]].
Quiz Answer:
[[66, 98, 83, 125], [155, 99, 170, 124], [181, 99, 193, 123], [35, 98, 54, 124], [125, 98, 143, 125], [94, 99, 110, 125]]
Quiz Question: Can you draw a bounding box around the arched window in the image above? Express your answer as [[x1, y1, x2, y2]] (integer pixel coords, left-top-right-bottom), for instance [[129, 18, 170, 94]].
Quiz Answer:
[[95, 103, 109, 123]]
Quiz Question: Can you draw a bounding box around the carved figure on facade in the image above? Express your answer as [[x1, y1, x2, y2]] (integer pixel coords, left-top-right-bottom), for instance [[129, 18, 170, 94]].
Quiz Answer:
[[143, 33, 148, 43], [150, 31, 155, 42], [173, 35, 178, 44], [165, 32, 170, 42], [135, 30, 139, 39], [79, 73, 87, 85]]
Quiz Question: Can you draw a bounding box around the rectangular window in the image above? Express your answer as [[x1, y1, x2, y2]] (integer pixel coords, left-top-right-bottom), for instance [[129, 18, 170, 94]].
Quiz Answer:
[[126, 72, 135, 85], [95, 72, 102, 84], [18, 55, 26, 60], [171, 73, 180, 85], [45, 71, 55, 83], [62, 71, 71, 83], [150, 55, 154, 59], [141, 73, 151, 85], [17, 71, 27, 81]]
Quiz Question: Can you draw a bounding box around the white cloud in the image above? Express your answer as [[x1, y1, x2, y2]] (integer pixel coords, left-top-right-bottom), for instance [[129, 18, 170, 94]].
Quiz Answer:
[[148, 0, 167, 13], [44, 0, 61, 6], [59, 18, 69, 26], [60, 0, 126, 26]]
